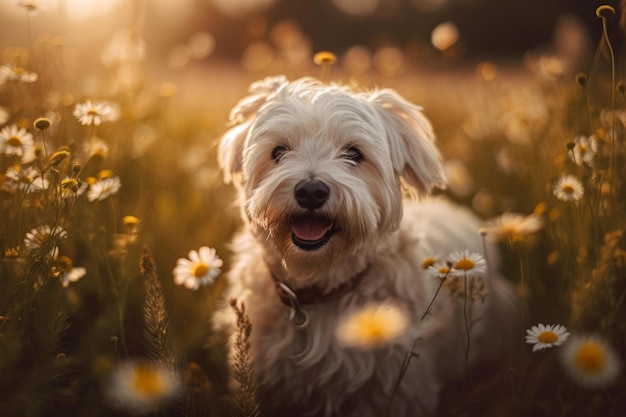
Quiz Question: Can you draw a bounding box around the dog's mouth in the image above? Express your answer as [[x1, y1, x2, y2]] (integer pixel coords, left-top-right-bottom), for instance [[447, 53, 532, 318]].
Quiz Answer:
[[291, 214, 334, 251]]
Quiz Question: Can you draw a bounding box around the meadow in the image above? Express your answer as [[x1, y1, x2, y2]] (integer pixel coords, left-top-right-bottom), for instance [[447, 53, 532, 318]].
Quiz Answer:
[[0, 2, 624, 416]]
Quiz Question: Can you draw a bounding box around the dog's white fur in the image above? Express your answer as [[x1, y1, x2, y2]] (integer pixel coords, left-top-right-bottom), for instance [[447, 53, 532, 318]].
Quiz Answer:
[[216, 76, 517, 416]]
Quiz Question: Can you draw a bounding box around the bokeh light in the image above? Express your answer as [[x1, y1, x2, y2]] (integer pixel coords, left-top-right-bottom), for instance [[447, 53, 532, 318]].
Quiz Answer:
[[431, 21, 459, 51]]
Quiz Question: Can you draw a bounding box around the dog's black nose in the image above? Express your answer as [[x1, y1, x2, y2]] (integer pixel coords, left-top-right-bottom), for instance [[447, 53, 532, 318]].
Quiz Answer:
[[294, 179, 330, 210]]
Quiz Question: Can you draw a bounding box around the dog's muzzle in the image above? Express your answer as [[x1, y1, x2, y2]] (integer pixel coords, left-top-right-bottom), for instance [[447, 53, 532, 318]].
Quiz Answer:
[[292, 179, 334, 250]]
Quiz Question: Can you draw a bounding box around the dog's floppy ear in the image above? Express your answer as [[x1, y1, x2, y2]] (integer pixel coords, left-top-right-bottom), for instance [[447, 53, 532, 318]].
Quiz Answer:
[[218, 76, 289, 186], [368, 89, 446, 196]]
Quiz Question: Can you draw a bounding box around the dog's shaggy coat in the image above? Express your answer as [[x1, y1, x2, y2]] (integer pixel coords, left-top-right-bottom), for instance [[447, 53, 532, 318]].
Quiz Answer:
[[216, 76, 518, 416]]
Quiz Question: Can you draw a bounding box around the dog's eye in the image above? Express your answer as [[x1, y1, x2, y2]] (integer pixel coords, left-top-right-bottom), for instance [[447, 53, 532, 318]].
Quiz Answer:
[[343, 146, 364, 164], [271, 145, 289, 162]]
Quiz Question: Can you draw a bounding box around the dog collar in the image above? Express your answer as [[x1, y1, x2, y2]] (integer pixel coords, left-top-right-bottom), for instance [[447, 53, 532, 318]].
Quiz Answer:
[[272, 266, 368, 328]]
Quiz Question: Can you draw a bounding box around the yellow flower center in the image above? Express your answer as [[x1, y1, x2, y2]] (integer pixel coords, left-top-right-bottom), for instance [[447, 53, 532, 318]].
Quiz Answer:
[[87, 109, 99, 116], [57, 256, 73, 269], [562, 185, 574, 195], [438, 266, 450, 274], [7, 136, 23, 147], [193, 262, 209, 278], [132, 363, 166, 397], [574, 341, 606, 375], [455, 258, 475, 271], [421, 257, 435, 269], [354, 313, 387, 344], [537, 331, 558, 344]]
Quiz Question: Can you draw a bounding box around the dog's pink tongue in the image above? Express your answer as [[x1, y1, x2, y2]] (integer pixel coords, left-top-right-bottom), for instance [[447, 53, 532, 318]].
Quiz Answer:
[[292, 215, 332, 241]]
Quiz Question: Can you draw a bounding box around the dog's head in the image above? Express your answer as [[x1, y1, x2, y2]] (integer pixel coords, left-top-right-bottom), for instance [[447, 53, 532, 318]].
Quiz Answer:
[[219, 76, 445, 283]]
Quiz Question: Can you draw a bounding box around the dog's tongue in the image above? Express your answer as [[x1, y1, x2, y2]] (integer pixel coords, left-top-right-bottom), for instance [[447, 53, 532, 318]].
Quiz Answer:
[[292, 215, 332, 241]]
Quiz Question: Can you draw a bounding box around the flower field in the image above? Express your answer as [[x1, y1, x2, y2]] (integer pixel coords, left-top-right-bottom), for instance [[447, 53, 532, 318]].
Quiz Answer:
[[0, 1, 624, 416]]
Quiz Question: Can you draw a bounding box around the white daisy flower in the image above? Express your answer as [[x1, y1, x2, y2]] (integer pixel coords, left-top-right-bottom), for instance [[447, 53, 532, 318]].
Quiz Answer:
[[87, 176, 122, 202], [570, 134, 598, 167], [525, 323, 570, 352], [73, 100, 120, 126], [0, 124, 34, 157], [560, 334, 622, 388], [426, 262, 452, 279], [173, 246, 223, 290], [106, 360, 181, 413], [54, 256, 86, 287], [5, 166, 48, 192], [336, 302, 408, 349], [483, 212, 543, 243], [24, 225, 67, 257], [553, 175, 584, 202], [0, 64, 38, 84], [447, 250, 487, 277]]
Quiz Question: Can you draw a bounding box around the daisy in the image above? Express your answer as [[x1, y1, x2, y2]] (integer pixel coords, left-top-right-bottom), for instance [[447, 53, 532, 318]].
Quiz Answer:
[[570, 134, 597, 167], [336, 302, 408, 349], [73, 100, 120, 126], [54, 256, 86, 287], [5, 165, 48, 192], [447, 250, 487, 277], [553, 175, 584, 202], [24, 225, 67, 257], [87, 176, 122, 202], [525, 323, 569, 352], [60, 177, 87, 200], [106, 360, 181, 413], [483, 212, 543, 243], [560, 334, 622, 388], [426, 261, 452, 279], [0, 64, 38, 84], [18, 1, 43, 16], [173, 246, 223, 290], [0, 124, 34, 157]]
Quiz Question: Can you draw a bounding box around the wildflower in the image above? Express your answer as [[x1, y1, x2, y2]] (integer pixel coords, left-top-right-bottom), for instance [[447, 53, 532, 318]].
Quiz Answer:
[[483, 212, 543, 243], [122, 215, 140, 234], [173, 246, 222, 290], [0, 124, 34, 157], [18, 1, 43, 16], [421, 256, 436, 270], [427, 262, 452, 279], [60, 177, 87, 199], [560, 334, 621, 388], [24, 225, 67, 257], [525, 323, 570, 352], [33, 117, 51, 131], [447, 250, 487, 276], [73, 100, 120, 126], [53, 256, 86, 287], [569, 135, 597, 167], [4, 165, 48, 192], [553, 175, 584, 202], [106, 360, 181, 413], [336, 302, 408, 349], [87, 176, 122, 202], [83, 137, 109, 162], [49, 148, 70, 166], [596, 5, 615, 19], [0, 64, 38, 84], [313, 51, 337, 66]]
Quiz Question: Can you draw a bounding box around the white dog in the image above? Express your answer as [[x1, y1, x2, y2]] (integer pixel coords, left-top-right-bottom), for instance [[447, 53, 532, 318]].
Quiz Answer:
[[217, 76, 518, 416]]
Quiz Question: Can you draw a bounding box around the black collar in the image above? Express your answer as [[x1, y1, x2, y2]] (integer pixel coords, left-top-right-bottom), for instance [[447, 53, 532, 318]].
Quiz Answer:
[[271, 266, 369, 327]]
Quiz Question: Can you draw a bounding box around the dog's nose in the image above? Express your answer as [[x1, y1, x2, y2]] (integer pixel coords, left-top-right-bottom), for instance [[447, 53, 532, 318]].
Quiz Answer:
[[294, 179, 330, 210]]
